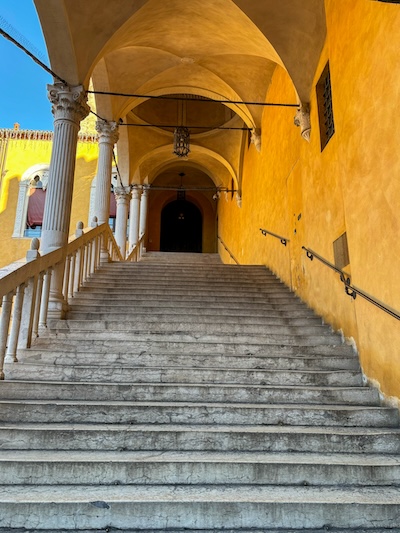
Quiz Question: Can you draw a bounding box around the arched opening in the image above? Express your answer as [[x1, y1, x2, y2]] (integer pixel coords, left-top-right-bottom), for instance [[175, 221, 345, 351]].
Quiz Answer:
[[160, 199, 202, 253]]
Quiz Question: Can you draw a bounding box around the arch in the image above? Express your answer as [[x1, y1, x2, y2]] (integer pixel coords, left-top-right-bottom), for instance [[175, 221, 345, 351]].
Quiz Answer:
[[12, 164, 49, 238], [134, 144, 239, 191], [160, 198, 203, 253]]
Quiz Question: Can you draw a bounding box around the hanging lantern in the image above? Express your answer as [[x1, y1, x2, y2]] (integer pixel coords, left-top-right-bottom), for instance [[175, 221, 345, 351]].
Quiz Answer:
[[173, 126, 190, 158]]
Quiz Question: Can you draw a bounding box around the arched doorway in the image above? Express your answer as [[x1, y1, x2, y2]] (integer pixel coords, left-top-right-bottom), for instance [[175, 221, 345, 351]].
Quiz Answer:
[[160, 199, 202, 253]]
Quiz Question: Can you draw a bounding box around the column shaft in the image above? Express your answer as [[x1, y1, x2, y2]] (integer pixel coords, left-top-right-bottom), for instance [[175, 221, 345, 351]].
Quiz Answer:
[[128, 187, 141, 251], [114, 188, 131, 258]]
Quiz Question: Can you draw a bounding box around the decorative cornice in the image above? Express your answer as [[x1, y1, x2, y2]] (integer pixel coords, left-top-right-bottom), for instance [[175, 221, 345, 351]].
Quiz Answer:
[[47, 83, 90, 124], [0, 129, 98, 143]]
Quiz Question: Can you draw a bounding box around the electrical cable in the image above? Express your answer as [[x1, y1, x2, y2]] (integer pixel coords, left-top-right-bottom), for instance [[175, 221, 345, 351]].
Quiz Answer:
[[121, 123, 250, 131], [88, 90, 298, 108], [0, 27, 68, 85]]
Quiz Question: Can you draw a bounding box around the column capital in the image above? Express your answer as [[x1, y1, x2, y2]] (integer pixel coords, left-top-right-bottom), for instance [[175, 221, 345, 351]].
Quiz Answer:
[[114, 187, 131, 204], [96, 119, 119, 145], [47, 83, 89, 124], [131, 184, 142, 200], [141, 184, 150, 197]]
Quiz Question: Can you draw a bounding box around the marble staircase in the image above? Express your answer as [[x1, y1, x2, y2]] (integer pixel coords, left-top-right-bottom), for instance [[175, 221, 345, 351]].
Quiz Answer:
[[1, 252, 400, 531]]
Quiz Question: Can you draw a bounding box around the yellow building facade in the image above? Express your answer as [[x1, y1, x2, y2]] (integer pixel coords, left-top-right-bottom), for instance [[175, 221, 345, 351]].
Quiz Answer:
[[0, 0, 399, 402]]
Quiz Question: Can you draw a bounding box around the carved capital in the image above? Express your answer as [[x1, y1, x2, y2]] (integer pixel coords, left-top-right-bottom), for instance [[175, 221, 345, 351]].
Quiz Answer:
[[96, 119, 119, 145], [236, 193, 242, 208], [47, 83, 90, 124], [114, 187, 131, 204], [131, 185, 141, 201], [250, 128, 262, 152], [294, 103, 311, 142]]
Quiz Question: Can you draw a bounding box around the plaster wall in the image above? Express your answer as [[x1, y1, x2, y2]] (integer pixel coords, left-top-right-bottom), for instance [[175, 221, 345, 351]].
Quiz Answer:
[[0, 137, 98, 269], [218, 0, 400, 400]]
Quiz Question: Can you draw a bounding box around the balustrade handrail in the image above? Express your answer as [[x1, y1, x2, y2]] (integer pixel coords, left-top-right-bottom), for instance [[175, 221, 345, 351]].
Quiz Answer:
[[260, 227, 289, 246], [217, 235, 239, 265], [303, 246, 400, 321], [0, 223, 125, 379], [126, 233, 145, 262]]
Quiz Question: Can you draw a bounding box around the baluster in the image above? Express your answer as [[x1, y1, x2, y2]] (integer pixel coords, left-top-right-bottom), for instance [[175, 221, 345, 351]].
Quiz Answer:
[[18, 276, 38, 350], [69, 252, 76, 299], [0, 292, 14, 379], [39, 269, 52, 329], [32, 272, 44, 338], [5, 284, 26, 363], [63, 255, 72, 304]]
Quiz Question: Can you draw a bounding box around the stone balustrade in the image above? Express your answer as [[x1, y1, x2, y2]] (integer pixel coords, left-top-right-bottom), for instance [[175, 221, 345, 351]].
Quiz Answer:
[[0, 222, 123, 379]]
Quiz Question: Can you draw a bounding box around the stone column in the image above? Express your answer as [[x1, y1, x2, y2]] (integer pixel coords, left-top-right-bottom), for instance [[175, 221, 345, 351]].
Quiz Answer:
[[139, 185, 149, 240], [114, 187, 131, 258], [41, 83, 89, 318], [94, 119, 119, 224], [128, 186, 141, 252]]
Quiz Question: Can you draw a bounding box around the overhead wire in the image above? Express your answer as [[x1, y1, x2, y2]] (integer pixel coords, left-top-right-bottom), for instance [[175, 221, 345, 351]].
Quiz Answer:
[[0, 23, 299, 130]]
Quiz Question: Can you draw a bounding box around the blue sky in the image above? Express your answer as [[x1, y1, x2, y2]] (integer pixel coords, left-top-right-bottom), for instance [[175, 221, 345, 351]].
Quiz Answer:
[[0, 0, 54, 130]]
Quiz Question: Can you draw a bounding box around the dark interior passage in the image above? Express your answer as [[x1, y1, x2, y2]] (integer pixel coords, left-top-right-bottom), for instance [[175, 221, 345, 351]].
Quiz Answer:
[[160, 199, 202, 252]]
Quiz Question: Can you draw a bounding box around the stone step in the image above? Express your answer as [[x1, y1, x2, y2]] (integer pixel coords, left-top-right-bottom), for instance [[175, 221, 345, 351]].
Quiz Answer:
[[4, 363, 364, 386], [0, 400, 396, 427], [71, 291, 303, 306], [51, 319, 332, 337], [0, 423, 399, 454], [0, 380, 379, 405], [27, 339, 354, 356], [67, 303, 318, 318], [3, 484, 399, 530], [69, 300, 316, 318], [0, 529, 394, 533], [0, 450, 399, 486], [17, 350, 360, 371], [81, 278, 287, 289], [34, 330, 343, 347], [140, 252, 222, 263], [66, 311, 323, 326]]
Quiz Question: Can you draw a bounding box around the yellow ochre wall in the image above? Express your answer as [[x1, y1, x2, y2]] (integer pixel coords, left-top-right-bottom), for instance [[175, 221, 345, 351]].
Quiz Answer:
[[218, 0, 400, 401], [0, 136, 98, 268]]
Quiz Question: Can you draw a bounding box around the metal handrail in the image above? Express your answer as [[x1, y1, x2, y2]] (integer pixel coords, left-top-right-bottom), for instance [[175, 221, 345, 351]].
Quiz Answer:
[[260, 228, 289, 246], [217, 235, 239, 265], [303, 246, 400, 321]]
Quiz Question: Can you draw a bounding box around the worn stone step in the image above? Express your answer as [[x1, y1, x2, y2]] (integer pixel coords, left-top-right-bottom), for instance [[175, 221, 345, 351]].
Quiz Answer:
[[50, 319, 332, 337], [0, 400, 396, 427], [0, 529, 394, 533], [1, 484, 400, 530], [4, 363, 363, 386], [0, 450, 399, 486], [0, 380, 378, 404], [27, 338, 354, 356], [71, 291, 304, 306], [17, 349, 360, 371], [66, 311, 322, 325], [34, 330, 343, 348], [0, 423, 399, 453], [68, 300, 317, 316]]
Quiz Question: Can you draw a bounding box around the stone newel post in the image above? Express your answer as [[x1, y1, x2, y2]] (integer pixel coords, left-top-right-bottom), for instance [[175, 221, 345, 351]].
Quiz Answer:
[[41, 83, 89, 318]]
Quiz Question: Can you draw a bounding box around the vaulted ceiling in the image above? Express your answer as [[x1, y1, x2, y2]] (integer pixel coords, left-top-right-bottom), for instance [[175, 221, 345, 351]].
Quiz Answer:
[[34, 0, 326, 186]]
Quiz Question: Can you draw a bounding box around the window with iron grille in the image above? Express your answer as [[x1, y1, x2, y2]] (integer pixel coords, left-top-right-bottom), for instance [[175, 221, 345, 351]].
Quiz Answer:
[[316, 62, 335, 151]]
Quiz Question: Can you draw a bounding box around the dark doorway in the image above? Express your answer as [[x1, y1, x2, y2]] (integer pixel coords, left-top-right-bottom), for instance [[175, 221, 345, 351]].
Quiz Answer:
[[160, 199, 202, 252]]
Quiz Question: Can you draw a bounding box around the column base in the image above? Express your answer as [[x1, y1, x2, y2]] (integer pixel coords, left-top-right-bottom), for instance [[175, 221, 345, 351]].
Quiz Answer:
[[47, 297, 69, 320]]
